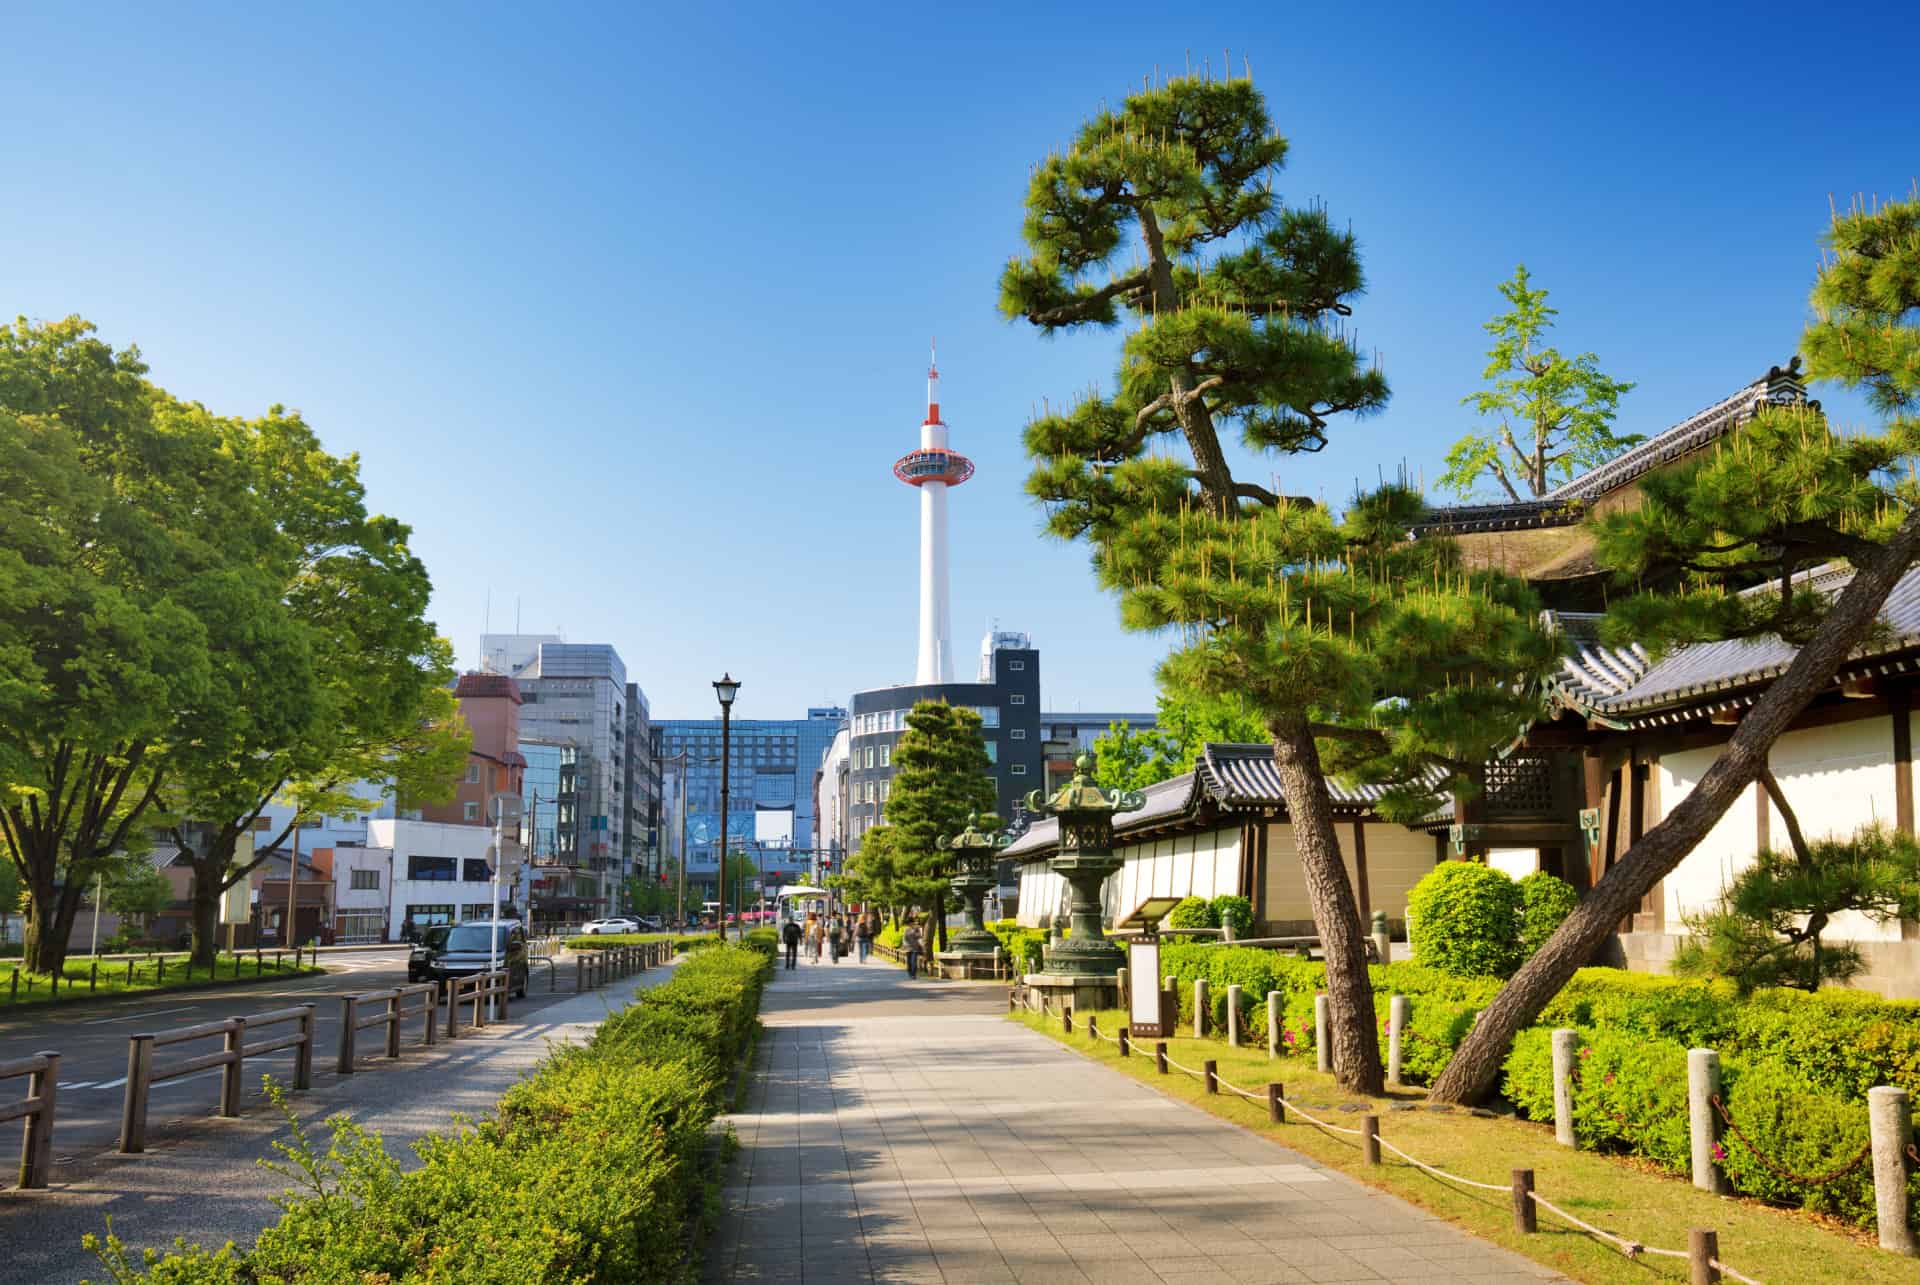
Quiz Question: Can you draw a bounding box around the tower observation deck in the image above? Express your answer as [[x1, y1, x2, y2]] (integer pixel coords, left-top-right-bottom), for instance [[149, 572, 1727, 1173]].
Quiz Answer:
[[896, 346, 971, 684]]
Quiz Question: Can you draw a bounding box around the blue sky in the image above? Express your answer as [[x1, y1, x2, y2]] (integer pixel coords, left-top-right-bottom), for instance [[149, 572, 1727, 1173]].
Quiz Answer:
[[5, 2, 1915, 721]]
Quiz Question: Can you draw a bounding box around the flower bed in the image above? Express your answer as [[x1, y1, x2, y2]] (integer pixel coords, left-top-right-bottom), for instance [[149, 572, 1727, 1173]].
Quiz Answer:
[[87, 944, 773, 1283]]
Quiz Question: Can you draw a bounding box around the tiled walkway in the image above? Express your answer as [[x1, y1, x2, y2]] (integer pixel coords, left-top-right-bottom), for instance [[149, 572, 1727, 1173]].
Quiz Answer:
[[709, 957, 1563, 1284]]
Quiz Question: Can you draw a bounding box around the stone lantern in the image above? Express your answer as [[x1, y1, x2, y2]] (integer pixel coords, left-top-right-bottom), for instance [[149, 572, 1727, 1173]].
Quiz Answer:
[[1026, 751, 1144, 983], [935, 810, 1011, 967]]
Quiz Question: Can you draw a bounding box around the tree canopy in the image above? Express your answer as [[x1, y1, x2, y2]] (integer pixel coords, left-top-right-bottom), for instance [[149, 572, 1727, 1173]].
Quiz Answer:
[[882, 703, 999, 939], [1093, 690, 1266, 791], [1439, 266, 1637, 500]]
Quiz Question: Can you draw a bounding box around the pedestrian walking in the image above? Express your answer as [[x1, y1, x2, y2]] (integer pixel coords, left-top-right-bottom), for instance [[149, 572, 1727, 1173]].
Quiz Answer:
[[828, 916, 844, 964], [781, 917, 801, 971], [903, 920, 923, 980], [806, 913, 823, 963], [855, 915, 872, 963]]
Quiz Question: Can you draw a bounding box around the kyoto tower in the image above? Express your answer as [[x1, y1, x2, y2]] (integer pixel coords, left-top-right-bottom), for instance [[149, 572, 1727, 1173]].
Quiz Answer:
[[893, 345, 973, 684]]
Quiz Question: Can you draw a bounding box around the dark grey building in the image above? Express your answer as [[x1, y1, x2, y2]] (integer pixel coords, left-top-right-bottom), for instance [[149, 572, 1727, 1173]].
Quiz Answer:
[[846, 631, 1041, 847]]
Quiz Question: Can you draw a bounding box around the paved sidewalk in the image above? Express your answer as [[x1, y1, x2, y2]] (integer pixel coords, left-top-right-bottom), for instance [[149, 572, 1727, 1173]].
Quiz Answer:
[[0, 956, 681, 1285], [711, 960, 1563, 1284]]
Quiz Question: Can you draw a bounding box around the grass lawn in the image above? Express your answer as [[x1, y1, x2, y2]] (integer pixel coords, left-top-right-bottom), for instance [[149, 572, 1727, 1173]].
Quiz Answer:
[[1013, 1006, 1912, 1285], [2, 952, 324, 1007]]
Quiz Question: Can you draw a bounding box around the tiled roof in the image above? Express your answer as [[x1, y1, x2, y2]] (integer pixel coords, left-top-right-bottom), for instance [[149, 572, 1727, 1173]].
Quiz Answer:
[[1546, 565, 1920, 724], [1413, 360, 1809, 536], [1003, 772, 1197, 859]]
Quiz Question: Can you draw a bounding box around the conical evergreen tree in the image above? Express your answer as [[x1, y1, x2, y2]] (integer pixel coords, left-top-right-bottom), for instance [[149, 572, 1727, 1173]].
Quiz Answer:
[[883, 701, 998, 952], [1001, 73, 1559, 1092]]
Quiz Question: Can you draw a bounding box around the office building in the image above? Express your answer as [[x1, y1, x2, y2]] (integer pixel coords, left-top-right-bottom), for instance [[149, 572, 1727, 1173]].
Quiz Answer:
[[1040, 710, 1157, 790]]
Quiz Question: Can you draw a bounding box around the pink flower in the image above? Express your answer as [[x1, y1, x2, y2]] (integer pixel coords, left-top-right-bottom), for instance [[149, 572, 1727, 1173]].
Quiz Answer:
[[1579, 1047, 1592, 1059], [1603, 1072, 1615, 1084], [1712, 1143, 1726, 1162]]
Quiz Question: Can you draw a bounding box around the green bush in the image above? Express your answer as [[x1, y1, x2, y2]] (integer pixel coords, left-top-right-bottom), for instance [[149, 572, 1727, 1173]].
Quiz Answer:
[[1210, 894, 1254, 939], [96, 945, 772, 1282], [990, 924, 1046, 975], [1728, 986, 1920, 1098], [1407, 861, 1522, 977], [1503, 1027, 1693, 1173], [564, 932, 708, 952], [1165, 895, 1216, 930], [876, 921, 903, 949], [742, 926, 778, 960], [1516, 871, 1579, 956]]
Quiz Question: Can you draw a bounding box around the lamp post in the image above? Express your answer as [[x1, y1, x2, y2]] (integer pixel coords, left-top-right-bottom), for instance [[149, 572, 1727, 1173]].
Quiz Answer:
[[713, 673, 741, 940], [936, 811, 1012, 964], [1025, 751, 1144, 979]]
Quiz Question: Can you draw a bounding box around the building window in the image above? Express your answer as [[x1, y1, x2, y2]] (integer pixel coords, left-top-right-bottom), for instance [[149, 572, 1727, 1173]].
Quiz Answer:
[[349, 869, 380, 891], [865, 747, 875, 768], [466, 763, 481, 784], [984, 741, 997, 763], [880, 746, 890, 767], [462, 903, 494, 921], [463, 801, 480, 822], [880, 781, 890, 801], [1009, 694, 1026, 705], [1009, 659, 1025, 671], [462, 858, 493, 882], [1009, 729, 1026, 740], [1010, 763, 1028, 775], [405, 903, 455, 927], [407, 856, 456, 882], [977, 706, 1000, 728]]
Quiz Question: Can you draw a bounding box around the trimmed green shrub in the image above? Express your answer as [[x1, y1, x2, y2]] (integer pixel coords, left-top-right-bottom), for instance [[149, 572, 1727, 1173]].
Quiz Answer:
[[1165, 895, 1216, 930], [1210, 894, 1254, 939], [93, 945, 773, 1282], [742, 926, 778, 959], [1728, 986, 1920, 1098], [1407, 862, 1523, 977], [1517, 871, 1579, 957], [876, 921, 903, 949], [564, 932, 709, 952], [990, 924, 1046, 975], [1504, 1027, 1693, 1173]]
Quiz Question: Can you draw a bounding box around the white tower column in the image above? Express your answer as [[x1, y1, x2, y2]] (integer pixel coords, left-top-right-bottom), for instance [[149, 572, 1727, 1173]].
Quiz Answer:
[[918, 478, 951, 683]]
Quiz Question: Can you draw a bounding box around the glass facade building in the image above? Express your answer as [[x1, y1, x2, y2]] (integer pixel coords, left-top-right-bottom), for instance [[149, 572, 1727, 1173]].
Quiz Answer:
[[653, 707, 846, 897]]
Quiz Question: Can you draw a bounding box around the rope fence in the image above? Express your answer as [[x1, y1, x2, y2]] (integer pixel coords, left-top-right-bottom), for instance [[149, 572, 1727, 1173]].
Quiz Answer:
[[1018, 989, 1780, 1284]]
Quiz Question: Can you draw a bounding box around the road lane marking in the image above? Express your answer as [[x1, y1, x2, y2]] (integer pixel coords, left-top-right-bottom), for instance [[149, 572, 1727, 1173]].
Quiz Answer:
[[58, 1081, 95, 1090], [94, 1076, 127, 1089], [78, 1005, 200, 1026]]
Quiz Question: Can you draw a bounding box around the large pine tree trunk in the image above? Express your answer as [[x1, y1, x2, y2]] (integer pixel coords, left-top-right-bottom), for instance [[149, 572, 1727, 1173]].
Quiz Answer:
[[1430, 514, 1920, 1103], [1270, 718, 1386, 1094]]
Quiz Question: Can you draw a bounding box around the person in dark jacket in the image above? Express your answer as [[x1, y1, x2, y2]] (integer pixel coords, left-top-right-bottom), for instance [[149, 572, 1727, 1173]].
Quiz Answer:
[[781, 917, 802, 970]]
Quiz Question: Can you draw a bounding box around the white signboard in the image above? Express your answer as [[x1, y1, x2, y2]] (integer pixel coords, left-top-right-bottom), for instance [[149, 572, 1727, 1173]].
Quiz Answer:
[[1128, 939, 1164, 1034]]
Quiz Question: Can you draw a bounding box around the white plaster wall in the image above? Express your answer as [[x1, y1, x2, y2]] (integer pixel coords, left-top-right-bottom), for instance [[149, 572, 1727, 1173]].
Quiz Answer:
[[1660, 715, 1907, 943], [1488, 848, 1537, 881], [1013, 826, 1244, 929], [1262, 822, 1434, 923]]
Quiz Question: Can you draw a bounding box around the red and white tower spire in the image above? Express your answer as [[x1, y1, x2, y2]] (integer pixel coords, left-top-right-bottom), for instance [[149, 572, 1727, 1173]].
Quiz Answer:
[[894, 341, 973, 684]]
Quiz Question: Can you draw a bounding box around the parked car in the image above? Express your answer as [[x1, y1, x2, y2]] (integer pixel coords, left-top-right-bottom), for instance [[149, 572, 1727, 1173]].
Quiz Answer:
[[425, 920, 528, 998], [406, 923, 453, 982], [580, 917, 640, 935], [634, 915, 664, 932]]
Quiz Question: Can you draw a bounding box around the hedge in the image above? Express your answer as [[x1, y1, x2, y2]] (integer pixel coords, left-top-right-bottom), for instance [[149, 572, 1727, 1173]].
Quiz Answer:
[[88, 944, 773, 1282], [564, 932, 715, 952]]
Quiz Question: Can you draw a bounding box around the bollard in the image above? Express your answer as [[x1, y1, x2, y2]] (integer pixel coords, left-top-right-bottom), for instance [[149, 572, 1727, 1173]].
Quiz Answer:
[[1204, 1059, 1217, 1094], [1688, 1048, 1728, 1193], [1155, 1041, 1168, 1075], [1551, 1028, 1579, 1148], [338, 997, 360, 1073], [1371, 909, 1391, 964], [294, 1004, 315, 1090], [119, 1036, 154, 1153], [1164, 974, 1175, 998], [1511, 1169, 1536, 1233], [1194, 978, 1209, 1038], [18, 1052, 59, 1188], [1118, 1027, 1130, 1058], [1087, 1014, 1099, 1043], [1314, 993, 1330, 1073], [1361, 1114, 1380, 1165], [220, 1018, 245, 1117], [1268, 1081, 1284, 1124], [1266, 990, 1281, 1058], [1868, 1085, 1917, 1255], [1062, 1006, 1073, 1034], [1226, 984, 1242, 1047], [1689, 1228, 1719, 1284], [1116, 966, 1128, 1011], [1387, 994, 1408, 1086]]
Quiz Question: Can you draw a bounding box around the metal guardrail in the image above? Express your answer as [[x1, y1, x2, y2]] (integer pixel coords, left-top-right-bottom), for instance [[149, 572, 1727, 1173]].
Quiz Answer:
[[119, 1003, 317, 1154], [338, 984, 437, 1072], [1, 1051, 59, 1188]]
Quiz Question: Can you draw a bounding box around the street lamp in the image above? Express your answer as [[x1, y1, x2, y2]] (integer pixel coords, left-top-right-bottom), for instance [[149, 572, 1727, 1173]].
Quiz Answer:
[[713, 673, 741, 940]]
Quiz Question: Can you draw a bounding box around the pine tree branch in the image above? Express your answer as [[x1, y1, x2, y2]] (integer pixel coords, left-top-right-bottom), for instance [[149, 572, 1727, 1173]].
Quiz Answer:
[[1231, 481, 1313, 508], [1025, 269, 1152, 327], [1757, 767, 1812, 864]]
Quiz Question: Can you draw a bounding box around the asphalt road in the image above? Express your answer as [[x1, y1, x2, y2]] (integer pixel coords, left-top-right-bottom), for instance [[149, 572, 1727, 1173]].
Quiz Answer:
[[0, 946, 579, 1171]]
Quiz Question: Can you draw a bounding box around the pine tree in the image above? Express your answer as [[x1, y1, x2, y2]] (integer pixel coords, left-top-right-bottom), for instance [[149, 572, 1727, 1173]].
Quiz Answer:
[[1439, 266, 1638, 500], [882, 701, 998, 953], [1431, 193, 1920, 1103], [1002, 73, 1560, 1092]]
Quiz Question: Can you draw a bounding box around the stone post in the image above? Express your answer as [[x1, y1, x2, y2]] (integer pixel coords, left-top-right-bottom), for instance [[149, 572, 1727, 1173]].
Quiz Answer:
[[1868, 1085, 1916, 1255], [1313, 993, 1330, 1073], [1370, 909, 1390, 964], [1193, 979, 1209, 1038], [1688, 1048, 1727, 1193], [1266, 990, 1281, 1058], [1387, 994, 1408, 1086], [1551, 1029, 1579, 1148], [1116, 966, 1129, 1010], [1226, 984, 1242, 1047]]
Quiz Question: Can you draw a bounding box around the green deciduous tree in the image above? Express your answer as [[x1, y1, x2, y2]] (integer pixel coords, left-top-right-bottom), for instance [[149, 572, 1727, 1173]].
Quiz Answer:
[[881, 702, 998, 953], [1002, 74, 1559, 1093], [1091, 688, 1266, 791], [1439, 266, 1638, 500], [1432, 194, 1920, 1103], [103, 857, 173, 932]]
